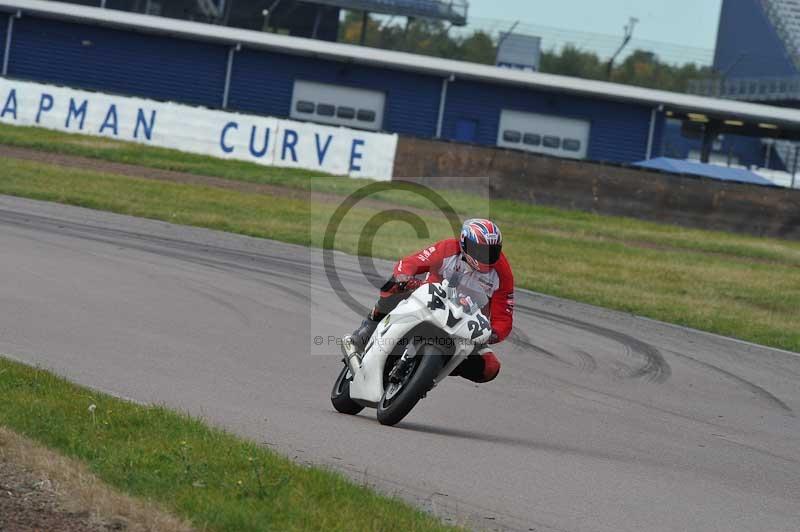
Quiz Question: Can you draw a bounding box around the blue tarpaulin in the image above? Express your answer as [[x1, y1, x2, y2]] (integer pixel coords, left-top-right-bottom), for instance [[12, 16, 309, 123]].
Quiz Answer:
[[634, 157, 776, 186]]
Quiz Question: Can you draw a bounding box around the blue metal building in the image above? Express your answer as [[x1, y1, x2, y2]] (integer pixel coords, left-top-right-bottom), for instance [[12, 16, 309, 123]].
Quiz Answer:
[[715, 0, 799, 81], [681, 0, 800, 171], [3, 0, 800, 170]]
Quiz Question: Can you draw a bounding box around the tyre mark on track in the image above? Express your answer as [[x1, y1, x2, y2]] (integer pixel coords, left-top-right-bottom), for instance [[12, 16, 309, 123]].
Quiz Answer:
[[508, 329, 561, 360], [0, 209, 312, 302], [183, 283, 253, 327], [668, 349, 793, 414], [0, 209, 309, 273], [509, 328, 599, 374], [516, 304, 671, 383], [574, 349, 599, 373], [1, 209, 670, 383]]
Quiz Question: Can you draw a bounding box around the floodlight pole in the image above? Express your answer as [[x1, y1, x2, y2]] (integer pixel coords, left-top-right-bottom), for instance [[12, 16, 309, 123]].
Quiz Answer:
[[360, 11, 369, 45], [311, 7, 323, 39], [263, 0, 282, 31], [221, 0, 233, 25], [497, 20, 520, 49], [606, 17, 638, 80]]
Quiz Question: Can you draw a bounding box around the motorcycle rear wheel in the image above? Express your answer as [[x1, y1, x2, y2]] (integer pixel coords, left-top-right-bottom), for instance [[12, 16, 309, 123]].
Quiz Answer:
[[331, 365, 364, 415], [377, 344, 443, 426]]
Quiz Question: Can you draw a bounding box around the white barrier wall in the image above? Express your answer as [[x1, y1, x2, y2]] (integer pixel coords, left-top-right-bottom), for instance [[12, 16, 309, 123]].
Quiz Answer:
[[0, 78, 398, 180]]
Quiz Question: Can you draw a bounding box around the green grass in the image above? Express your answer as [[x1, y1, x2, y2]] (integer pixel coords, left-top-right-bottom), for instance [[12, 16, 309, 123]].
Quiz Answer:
[[1, 122, 797, 262], [1, 156, 798, 352], [0, 122, 373, 196], [0, 357, 459, 531]]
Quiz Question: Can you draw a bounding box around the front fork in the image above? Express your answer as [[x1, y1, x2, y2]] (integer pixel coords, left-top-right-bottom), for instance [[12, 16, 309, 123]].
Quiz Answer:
[[387, 341, 419, 383]]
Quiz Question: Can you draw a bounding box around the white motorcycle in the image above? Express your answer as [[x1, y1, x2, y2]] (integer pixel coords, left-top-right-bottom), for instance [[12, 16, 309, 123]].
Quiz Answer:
[[331, 274, 492, 426]]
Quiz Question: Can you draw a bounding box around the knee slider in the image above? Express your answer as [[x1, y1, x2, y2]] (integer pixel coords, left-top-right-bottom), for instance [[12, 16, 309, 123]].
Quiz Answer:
[[480, 352, 501, 382]]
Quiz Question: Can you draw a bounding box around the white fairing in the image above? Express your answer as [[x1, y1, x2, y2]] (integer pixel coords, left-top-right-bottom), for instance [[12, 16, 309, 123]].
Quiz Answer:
[[348, 280, 492, 404]]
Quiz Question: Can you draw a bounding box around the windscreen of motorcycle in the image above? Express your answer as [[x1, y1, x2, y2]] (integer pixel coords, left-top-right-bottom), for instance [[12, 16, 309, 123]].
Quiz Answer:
[[437, 255, 495, 309]]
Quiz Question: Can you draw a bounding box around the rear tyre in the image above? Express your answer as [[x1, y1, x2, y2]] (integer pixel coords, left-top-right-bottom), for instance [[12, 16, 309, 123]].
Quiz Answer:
[[377, 344, 443, 426], [331, 365, 364, 415]]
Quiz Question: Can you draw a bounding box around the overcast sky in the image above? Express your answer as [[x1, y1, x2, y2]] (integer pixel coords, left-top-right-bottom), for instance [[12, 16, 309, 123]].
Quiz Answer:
[[467, 0, 723, 51]]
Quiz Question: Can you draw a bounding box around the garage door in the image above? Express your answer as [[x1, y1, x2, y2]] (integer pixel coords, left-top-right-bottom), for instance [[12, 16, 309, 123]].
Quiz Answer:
[[497, 110, 590, 159], [290, 80, 385, 131]]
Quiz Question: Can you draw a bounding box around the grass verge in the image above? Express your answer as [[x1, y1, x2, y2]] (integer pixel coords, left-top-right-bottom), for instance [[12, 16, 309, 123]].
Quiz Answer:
[[0, 156, 797, 352], [0, 356, 460, 532], [0, 123, 371, 196]]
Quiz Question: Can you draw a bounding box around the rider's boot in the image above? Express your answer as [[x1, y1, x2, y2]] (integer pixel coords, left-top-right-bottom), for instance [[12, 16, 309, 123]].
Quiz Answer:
[[347, 308, 385, 353]]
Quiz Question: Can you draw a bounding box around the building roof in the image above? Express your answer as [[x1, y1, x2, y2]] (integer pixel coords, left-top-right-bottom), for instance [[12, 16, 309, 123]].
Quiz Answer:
[[6, 0, 800, 132], [634, 157, 778, 187]]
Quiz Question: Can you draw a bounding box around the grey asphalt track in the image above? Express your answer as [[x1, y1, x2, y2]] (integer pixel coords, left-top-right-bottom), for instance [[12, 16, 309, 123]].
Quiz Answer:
[[1, 195, 798, 532]]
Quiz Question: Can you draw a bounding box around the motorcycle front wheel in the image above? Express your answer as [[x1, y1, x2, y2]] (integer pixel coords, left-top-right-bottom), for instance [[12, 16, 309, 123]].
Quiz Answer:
[[377, 344, 443, 426], [331, 364, 364, 415]]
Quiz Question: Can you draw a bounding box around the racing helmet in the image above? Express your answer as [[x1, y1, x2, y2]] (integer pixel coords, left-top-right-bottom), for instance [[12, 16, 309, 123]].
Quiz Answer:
[[459, 218, 503, 273]]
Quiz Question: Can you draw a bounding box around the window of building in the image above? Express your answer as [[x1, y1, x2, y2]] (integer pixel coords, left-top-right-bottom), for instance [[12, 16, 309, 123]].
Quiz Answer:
[[357, 109, 376, 122], [523, 133, 541, 146], [503, 130, 522, 143], [543, 136, 561, 148], [337, 106, 356, 119], [563, 139, 581, 151], [317, 103, 335, 116], [295, 101, 315, 114]]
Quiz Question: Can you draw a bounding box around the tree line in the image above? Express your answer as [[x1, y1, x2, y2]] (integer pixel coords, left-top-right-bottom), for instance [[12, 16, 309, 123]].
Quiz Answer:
[[339, 14, 713, 93]]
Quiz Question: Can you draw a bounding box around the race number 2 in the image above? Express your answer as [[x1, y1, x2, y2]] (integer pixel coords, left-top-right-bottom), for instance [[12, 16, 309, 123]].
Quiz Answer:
[[467, 313, 490, 340]]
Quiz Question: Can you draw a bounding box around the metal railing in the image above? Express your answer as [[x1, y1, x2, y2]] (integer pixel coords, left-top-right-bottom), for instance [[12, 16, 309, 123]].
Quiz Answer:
[[769, 138, 800, 174], [311, 0, 469, 25], [687, 76, 800, 101]]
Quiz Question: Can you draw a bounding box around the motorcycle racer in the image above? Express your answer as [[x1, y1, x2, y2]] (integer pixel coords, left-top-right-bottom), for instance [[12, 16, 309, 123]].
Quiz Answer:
[[348, 218, 514, 384]]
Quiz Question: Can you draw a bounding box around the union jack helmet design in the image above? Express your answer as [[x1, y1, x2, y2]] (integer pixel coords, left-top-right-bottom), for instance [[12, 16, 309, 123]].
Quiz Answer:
[[460, 218, 503, 272]]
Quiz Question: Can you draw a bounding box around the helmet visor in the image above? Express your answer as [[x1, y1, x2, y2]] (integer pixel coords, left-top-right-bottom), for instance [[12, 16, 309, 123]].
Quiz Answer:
[[463, 239, 502, 266]]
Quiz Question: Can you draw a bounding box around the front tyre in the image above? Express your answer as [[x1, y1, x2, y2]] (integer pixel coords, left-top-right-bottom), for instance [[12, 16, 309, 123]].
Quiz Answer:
[[377, 345, 443, 426], [331, 365, 364, 415]]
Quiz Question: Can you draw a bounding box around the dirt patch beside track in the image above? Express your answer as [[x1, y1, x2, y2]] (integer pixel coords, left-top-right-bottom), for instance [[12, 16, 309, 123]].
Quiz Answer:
[[0, 145, 438, 216], [0, 427, 194, 532], [0, 457, 107, 532], [0, 145, 313, 200]]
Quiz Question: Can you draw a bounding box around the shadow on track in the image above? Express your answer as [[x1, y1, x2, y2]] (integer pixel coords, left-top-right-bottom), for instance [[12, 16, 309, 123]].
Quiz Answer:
[[394, 421, 669, 468]]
